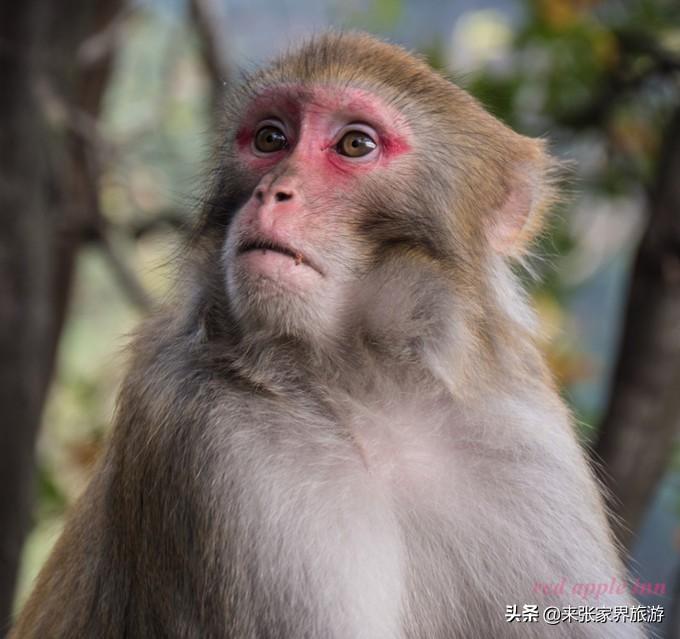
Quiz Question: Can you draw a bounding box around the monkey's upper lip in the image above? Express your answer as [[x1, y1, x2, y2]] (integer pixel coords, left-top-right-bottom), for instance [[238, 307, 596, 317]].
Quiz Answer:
[[237, 239, 322, 274]]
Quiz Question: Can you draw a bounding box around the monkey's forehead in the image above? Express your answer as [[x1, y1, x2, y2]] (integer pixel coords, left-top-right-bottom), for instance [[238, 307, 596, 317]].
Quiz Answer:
[[227, 32, 463, 118], [223, 31, 532, 165], [233, 83, 411, 130]]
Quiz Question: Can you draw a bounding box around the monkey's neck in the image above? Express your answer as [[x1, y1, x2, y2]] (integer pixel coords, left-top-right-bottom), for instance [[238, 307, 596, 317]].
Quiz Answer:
[[194, 270, 549, 401], [205, 314, 545, 408]]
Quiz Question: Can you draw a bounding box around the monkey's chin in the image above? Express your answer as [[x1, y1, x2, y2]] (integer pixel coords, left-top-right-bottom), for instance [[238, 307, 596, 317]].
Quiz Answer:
[[225, 258, 327, 338]]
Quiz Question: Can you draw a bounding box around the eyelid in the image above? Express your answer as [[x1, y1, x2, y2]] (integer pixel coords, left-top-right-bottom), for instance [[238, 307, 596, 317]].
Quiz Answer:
[[334, 121, 379, 143], [254, 117, 288, 135]]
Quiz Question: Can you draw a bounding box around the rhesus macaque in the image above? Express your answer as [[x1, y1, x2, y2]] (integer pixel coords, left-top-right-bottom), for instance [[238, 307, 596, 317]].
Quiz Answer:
[[12, 33, 647, 639]]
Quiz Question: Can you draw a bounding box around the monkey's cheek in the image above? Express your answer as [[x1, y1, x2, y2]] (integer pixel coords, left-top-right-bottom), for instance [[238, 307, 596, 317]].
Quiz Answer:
[[238, 250, 321, 290]]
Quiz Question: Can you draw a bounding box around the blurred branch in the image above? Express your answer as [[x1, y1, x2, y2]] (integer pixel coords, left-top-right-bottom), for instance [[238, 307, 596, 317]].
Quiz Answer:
[[594, 105, 680, 549], [35, 46, 155, 314], [189, 0, 232, 119], [76, 4, 132, 69], [34, 75, 116, 163], [96, 231, 153, 311], [125, 209, 190, 239], [616, 29, 680, 75]]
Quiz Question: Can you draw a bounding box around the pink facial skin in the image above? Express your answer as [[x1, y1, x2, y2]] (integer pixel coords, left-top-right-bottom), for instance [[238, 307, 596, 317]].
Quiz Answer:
[[230, 85, 412, 290]]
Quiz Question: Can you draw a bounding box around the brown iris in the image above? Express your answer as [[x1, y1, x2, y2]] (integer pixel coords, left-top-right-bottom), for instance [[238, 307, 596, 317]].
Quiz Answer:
[[254, 125, 288, 153], [336, 131, 377, 157]]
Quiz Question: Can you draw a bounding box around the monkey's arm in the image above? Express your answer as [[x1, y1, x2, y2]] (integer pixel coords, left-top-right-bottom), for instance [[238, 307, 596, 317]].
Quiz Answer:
[[10, 316, 233, 639], [9, 461, 125, 638]]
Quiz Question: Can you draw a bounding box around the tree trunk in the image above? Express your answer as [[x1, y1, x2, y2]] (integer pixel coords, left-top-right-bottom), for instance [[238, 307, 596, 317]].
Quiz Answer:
[[0, 1, 122, 631], [0, 4, 54, 632], [594, 106, 680, 550]]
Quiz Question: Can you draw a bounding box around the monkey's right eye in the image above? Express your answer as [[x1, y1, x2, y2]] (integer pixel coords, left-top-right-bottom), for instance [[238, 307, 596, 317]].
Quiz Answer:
[[254, 126, 288, 153]]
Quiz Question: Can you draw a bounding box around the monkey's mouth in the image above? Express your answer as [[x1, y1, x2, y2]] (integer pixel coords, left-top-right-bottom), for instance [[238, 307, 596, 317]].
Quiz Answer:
[[237, 240, 320, 274]]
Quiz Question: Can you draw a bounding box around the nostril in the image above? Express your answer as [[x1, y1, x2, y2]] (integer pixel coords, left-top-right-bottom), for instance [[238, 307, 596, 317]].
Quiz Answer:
[[275, 191, 293, 203], [255, 189, 265, 203]]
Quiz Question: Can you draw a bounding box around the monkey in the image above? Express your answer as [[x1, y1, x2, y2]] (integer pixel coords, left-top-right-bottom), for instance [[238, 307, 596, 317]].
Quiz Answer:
[[11, 32, 648, 639]]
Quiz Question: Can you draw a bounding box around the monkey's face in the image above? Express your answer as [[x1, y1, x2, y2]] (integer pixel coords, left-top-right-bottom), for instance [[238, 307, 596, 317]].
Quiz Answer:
[[223, 84, 415, 341], [215, 34, 555, 350]]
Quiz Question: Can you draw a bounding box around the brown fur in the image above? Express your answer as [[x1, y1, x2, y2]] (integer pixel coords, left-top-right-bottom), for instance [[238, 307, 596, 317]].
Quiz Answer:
[[11, 33, 645, 639]]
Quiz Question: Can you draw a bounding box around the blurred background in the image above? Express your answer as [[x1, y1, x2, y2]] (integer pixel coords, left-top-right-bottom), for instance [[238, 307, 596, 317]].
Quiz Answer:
[[1, 0, 679, 635]]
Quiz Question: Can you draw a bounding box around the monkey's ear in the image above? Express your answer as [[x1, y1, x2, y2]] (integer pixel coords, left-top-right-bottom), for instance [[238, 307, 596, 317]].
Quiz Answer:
[[488, 139, 559, 258]]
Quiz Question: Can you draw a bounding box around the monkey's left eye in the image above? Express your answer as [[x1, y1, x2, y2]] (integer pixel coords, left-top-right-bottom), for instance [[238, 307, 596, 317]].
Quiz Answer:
[[254, 125, 288, 153], [336, 131, 377, 158]]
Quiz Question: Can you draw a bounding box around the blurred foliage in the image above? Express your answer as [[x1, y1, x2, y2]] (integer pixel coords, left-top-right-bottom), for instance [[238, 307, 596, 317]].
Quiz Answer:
[[343, 0, 404, 31], [15, 0, 680, 608]]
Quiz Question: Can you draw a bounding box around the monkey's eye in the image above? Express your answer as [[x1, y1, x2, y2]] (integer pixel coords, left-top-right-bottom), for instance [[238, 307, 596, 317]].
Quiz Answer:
[[254, 125, 288, 153], [336, 131, 377, 158]]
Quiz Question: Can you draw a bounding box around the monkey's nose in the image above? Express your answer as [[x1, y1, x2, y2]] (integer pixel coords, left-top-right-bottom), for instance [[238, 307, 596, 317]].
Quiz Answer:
[[254, 184, 295, 206]]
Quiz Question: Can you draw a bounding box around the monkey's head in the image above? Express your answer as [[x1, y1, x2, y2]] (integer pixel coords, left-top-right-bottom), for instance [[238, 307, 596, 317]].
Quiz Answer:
[[207, 32, 557, 352]]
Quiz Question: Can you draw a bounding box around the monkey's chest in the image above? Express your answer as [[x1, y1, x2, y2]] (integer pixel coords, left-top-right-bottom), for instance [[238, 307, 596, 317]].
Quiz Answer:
[[341, 398, 466, 492], [230, 397, 549, 639]]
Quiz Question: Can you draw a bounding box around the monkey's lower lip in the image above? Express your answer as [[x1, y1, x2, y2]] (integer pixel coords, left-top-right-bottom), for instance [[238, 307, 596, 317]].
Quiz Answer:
[[238, 241, 321, 274]]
